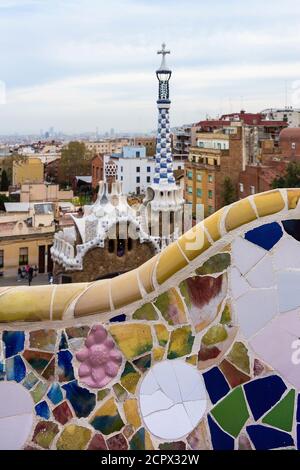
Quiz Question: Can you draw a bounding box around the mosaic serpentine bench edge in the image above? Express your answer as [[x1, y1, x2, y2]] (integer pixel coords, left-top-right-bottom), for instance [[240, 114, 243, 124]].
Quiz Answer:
[[0, 187, 300, 330]]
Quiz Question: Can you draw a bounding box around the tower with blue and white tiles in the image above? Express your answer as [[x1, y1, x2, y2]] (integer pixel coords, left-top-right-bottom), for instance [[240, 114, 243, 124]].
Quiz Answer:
[[153, 43, 175, 186], [143, 44, 184, 248]]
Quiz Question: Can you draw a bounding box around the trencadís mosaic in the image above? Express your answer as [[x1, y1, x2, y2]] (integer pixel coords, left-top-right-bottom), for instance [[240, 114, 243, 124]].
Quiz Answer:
[[1, 189, 300, 450]]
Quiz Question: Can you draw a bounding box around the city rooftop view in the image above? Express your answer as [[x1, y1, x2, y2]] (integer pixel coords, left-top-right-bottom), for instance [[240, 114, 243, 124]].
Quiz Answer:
[[0, 0, 300, 462]]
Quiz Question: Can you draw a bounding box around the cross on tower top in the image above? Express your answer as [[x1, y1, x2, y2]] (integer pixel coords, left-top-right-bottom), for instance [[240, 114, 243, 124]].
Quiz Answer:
[[157, 43, 170, 58]]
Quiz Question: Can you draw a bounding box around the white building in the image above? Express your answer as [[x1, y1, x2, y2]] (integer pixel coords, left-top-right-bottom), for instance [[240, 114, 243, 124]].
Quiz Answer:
[[262, 107, 300, 127], [103, 149, 184, 196]]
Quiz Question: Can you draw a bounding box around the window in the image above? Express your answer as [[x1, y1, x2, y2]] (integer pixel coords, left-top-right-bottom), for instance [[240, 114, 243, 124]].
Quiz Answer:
[[187, 171, 193, 180], [197, 188, 202, 197], [147, 166, 151, 172], [208, 175, 213, 183], [108, 240, 115, 253], [136, 176, 140, 183], [208, 205, 214, 215], [0, 250, 3, 269], [136, 166, 140, 173], [197, 174, 202, 182], [208, 190, 213, 199], [187, 186, 193, 194], [120, 176, 123, 181], [198, 141, 204, 148], [239, 183, 244, 193], [250, 185, 255, 195], [147, 176, 151, 183], [136, 187, 140, 195], [121, 166, 123, 172], [19, 247, 28, 266], [136, 151, 140, 158]]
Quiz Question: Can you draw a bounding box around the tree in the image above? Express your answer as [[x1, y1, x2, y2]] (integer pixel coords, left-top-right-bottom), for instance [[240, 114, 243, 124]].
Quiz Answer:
[[0, 194, 10, 211], [271, 162, 300, 189], [59, 141, 92, 186], [222, 177, 237, 206], [0, 170, 9, 191]]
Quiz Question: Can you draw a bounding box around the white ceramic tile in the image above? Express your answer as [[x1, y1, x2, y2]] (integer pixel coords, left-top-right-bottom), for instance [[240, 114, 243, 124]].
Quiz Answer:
[[275, 308, 300, 336], [143, 404, 193, 440], [246, 255, 275, 288], [230, 267, 250, 299], [232, 237, 266, 275], [151, 360, 181, 403], [139, 370, 160, 396], [0, 414, 33, 450], [184, 400, 207, 428], [250, 316, 300, 390], [277, 271, 300, 313], [172, 360, 206, 401], [0, 382, 34, 419], [139, 360, 207, 440], [139, 390, 174, 416], [235, 289, 278, 339], [273, 237, 300, 271]]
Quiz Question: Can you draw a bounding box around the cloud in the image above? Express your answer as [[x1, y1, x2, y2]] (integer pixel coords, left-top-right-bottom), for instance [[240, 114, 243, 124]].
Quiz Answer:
[[1, 0, 300, 133]]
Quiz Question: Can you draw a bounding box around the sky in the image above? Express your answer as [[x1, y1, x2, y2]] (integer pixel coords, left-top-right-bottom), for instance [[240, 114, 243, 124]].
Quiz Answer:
[[0, 0, 300, 134]]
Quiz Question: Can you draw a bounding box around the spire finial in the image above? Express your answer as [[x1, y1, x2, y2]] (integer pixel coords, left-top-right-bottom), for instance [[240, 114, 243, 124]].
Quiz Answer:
[[157, 43, 170, 70]]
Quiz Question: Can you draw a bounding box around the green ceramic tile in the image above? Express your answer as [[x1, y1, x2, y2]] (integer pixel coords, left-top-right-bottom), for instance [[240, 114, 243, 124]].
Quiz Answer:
[[262, 389, 295, 432], [211, 386, 249, 437]]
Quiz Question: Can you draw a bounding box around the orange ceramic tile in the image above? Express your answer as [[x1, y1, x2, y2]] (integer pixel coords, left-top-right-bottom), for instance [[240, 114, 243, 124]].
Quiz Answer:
[[177, 225, 211, 261], [225, 199, 257, 232], [111, 269, 142, 309], [52, 283, 89, 320], [0, 286, 53, 322], [138, 254, 158, 294], [254, 190, 285, 217], [156, 242, 188, 285], [74, 279, 111, 318]]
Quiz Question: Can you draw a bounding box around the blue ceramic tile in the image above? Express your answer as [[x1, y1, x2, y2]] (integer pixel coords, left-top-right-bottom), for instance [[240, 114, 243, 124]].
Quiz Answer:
[[203, 367, 230, 404], [47, 383, 63, 405], [282, 219, 300, 242], [3, 331, 25, 358], [6, 355, 26, 382], [0, 362, 5, 380], [297, 394, 300, 423], [59, 332, 68, 350], [35, 401, 50, 419], [247, 425, 294, 450], [244, 375, 287, 420], [208, 415, 234, 450], [245, 222, 283, 251], [57, 350, 75, 382], [110, 314, 126, 322], [62, 380, 96, 418], [23, 373, 39, 390]]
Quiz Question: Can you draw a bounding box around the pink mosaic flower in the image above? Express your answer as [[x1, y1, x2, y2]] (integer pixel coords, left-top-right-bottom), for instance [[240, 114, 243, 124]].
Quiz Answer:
[[76, 325, 122, 388]]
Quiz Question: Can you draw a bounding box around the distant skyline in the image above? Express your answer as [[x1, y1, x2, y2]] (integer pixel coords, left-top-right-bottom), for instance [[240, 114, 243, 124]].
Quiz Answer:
[[1, 0, 300, 133]]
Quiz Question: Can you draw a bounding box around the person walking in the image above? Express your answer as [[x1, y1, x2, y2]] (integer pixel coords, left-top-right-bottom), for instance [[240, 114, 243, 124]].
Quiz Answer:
[[28, 266, 34, 286]]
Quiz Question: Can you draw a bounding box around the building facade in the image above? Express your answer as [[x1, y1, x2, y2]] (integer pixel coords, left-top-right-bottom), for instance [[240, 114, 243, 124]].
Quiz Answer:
[[0, 202, 55, 277], [13, 157, 44, 186]]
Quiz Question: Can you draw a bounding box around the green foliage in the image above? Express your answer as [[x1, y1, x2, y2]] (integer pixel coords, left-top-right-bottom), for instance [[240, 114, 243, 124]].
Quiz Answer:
[[271, 162, 300, 189], [0, 170, 9, 191], [221, 177, 237, 205], [0, 194, 10, 211], [60, 141, 92, 186]]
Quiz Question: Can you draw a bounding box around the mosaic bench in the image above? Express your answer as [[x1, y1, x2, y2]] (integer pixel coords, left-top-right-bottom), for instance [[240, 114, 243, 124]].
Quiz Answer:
[[1, 188, 300, 450]]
